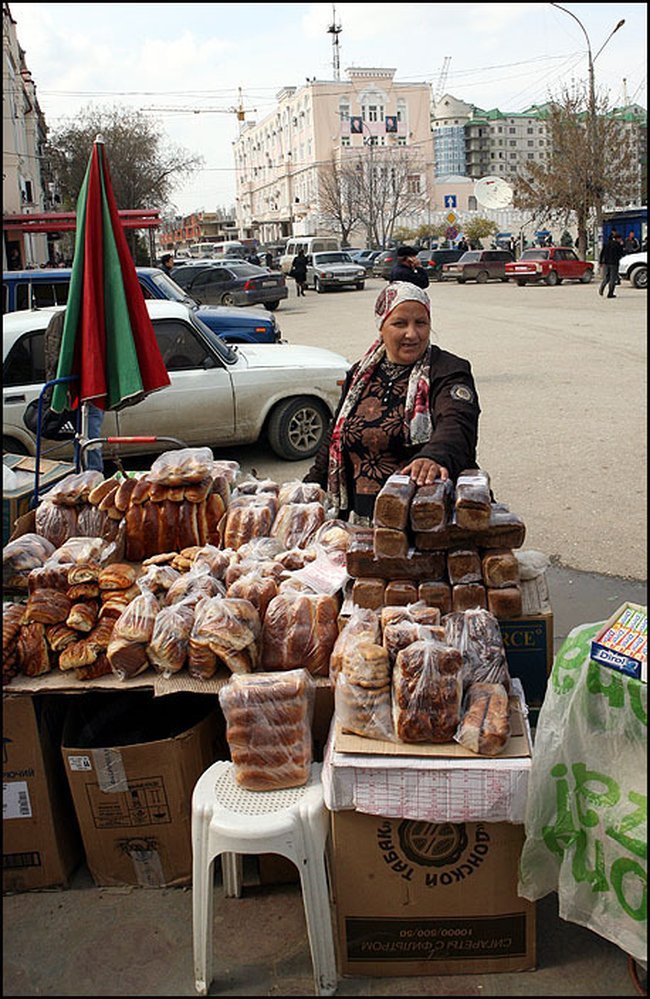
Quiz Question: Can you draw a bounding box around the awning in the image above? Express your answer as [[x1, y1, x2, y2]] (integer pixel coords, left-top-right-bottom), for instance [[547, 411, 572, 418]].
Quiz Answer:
[[3, 210, 161, 234]]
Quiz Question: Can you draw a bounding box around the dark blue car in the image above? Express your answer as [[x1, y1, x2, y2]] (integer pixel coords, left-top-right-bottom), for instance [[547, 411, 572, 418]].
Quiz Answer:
[[2, 267, 282, 344]]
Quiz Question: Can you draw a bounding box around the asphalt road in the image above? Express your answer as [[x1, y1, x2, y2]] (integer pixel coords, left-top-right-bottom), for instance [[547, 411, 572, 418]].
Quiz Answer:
[[214, 274, 646, 581]]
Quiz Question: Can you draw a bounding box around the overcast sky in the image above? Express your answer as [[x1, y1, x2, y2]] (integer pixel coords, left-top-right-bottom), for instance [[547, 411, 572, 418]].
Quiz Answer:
[[9, 2, 647, 215]]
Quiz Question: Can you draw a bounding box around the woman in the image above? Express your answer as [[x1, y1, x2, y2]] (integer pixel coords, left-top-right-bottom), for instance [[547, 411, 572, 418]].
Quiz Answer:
[[304, 282, 480, 522], [289, 249, 308, 296]]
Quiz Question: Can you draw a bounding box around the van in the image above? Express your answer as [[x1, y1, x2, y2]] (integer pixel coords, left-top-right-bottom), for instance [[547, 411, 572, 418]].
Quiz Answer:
[[188, 241, 246, 259], [280, 236, 340, 274]]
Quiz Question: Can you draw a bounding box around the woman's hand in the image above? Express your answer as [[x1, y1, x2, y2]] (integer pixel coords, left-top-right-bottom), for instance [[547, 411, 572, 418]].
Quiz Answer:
[[401, 458, 449, 486]]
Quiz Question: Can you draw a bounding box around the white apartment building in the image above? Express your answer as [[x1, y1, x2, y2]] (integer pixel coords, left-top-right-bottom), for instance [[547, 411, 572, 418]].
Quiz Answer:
[[233, 68, 434, 244]]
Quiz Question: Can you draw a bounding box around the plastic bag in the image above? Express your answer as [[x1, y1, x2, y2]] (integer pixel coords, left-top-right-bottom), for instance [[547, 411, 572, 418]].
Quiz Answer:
[[392, 639, 463, 743], [148, 447, 214, 485], [330, 606, 381, 684], [444, 608, 511, 690], [519, 622, 647, 964], [260, 591, 339, 676], [189, 595, 261, 679], [454, 681, 510, 756], [147, 599, 196, 677], [3, 533, 56, 589]]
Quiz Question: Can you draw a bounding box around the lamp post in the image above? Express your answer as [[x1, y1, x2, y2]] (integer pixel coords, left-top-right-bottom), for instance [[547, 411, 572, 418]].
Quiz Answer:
[[550, 4, 625, 252]]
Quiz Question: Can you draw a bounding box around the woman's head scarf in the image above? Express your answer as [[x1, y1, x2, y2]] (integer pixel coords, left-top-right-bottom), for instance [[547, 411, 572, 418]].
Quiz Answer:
[[374, 281, 431, 330]]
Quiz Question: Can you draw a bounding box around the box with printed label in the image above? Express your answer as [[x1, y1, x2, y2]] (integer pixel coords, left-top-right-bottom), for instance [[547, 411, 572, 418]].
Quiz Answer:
[[498, 611, 553, 707], [590, 602, 647, 681], [3, 695, 83, 893], [330, 811, 535, 977], [61, 691, 223, 887]]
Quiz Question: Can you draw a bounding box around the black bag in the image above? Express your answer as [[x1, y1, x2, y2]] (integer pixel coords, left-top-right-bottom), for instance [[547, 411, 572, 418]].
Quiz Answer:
[[23, 397, 78, 440]]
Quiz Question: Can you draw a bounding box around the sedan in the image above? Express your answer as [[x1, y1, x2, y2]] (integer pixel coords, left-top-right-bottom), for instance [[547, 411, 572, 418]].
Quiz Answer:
[[505, 247, 594, 286], [348, 250, 381, 274], [3, 301, 349, 462], [373, 249, 397, 279], [618, 251, 647, 289], [306, 252, 366, 292], [171, 261, 288, 311]]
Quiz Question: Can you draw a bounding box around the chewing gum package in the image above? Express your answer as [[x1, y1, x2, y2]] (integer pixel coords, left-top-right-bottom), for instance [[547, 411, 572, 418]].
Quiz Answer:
[[590, 602, 647, 681]]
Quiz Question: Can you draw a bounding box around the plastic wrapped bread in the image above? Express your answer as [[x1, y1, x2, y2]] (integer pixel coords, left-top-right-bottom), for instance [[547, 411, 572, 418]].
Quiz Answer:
[[270, 501, 325, 550], [107, 589, 161, 680], [147, 599, 196, 677], [219, 669, 314, 790], [454, 469, 491, 531], [447, 547, 482, 585], [188, 596, 261, 679], [148, 447, 215, 485], [443, 608, 511, 691], [392, 639, 463, 743], [481, 548, 520, 589], [418, 580, 452, 616], [335, 642, 394, 741], [330, 606, 381, 683], [351, 577, 385, 610], [452, 582, 487, 612], [373, 474, 416, 530], [222, 495, 277, 550], [455, 681, 510, 756], [261, 592, 339, 676], [277, 480, 325, 506], [409, 479, 453, 532], [373, 527, 409, 559], [3, 533, 56, 590], [382, 620, 440, 667]]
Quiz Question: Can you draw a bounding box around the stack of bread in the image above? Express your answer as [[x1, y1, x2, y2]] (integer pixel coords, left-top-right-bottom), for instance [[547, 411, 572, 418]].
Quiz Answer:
[[219, 668, 314, 790], [347, 468, 526, 620]]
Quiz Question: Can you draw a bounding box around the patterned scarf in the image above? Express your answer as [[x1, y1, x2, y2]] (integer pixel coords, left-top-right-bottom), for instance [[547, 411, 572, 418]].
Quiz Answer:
[[327, 339, 433, 514]]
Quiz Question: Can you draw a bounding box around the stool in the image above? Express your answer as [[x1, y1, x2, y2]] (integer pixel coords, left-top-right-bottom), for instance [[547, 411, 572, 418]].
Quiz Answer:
[[191, 760, 337, 996]]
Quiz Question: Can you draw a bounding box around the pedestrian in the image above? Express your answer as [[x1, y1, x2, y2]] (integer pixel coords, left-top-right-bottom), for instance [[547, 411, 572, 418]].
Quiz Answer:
[[456, 237, 469, 253], [598, 232, 626, 299], [624, 231, 640, 254], [159, 253, 174, 275], [388, 245, 429, 288], [247, 250, 260, 266], [289, 249, 308, 296], [303, 281, 480, 523], [264, 251, 274, 269]]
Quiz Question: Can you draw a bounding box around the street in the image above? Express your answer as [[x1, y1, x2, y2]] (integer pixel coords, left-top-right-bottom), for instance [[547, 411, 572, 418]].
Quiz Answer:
[[220, 275, 647, 580]]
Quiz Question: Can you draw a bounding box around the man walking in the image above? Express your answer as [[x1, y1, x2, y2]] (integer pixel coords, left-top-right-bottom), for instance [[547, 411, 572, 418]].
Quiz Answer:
[[598, 232, 626, 299]]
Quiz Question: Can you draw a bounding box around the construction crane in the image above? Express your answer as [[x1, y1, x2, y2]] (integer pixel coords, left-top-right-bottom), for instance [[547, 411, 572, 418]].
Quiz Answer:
[[434, 56, 451, 103], [327, 4, 342, 81], [141, 89, 256, 124]]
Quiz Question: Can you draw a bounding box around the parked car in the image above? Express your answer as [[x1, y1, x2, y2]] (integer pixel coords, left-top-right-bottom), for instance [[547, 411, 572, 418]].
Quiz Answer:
[[442, 249, 514, 283], [618, 251, 647, 289], [2, 267, 282, 344], [417, 248, 465, 281], [3, 301, 350, 461], [505, 247, 594, 286], [373, 249, 398, 279], [348, 249, 381, 274], [306, 252, 366, 292], [170, 261, 288, 311]]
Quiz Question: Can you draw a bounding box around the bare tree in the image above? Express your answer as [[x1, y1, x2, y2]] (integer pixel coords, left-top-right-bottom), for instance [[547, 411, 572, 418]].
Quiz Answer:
[[354, 147, 428, 248], [513, 85, 639, 258], [317, 155, 364, 246]]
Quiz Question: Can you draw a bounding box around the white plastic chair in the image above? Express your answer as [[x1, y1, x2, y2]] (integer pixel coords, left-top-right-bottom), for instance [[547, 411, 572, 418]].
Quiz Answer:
[[191, 760, 337, 996]]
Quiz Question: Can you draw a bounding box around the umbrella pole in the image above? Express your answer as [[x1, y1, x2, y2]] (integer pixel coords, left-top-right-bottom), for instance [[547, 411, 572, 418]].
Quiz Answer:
[[79, 402, 90, 471]]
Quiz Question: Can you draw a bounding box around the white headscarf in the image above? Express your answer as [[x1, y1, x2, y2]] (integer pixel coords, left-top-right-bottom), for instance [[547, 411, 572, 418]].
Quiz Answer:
[[374, 281, 431, 330]]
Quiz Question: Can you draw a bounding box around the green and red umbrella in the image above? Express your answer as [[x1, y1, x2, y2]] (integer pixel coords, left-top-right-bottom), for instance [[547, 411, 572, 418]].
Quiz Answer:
[[51, 136, 170, 416]]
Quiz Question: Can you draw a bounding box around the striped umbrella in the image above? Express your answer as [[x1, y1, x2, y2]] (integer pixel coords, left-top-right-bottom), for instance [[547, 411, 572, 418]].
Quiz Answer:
[[51, 136, 170, 417]]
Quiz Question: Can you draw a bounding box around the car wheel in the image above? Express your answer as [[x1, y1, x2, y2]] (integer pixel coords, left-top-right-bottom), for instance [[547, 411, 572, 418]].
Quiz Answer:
[[516, 279, 528, 287], [631, 266, 647, 289], [476, 271, 489, 284], [220, 292, 236, 306], [264, 301, 280, 311], [315, 278, 323, 293], [500, 277, 509, 282], [580, 270, 593, 284], [456, 278, 466, 284], [267, 397, 329, 460], [356, 282, 365, 290], [431, 271, 442, 282], [545, 270, 559, 286], [3, 435, 30, 455]]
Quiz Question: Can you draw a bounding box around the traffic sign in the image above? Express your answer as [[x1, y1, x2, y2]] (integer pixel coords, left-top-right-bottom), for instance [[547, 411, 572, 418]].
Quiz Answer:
[[445, 211, 457, 226], [444, 195, 457, 209], [445, 226, 458, 241]]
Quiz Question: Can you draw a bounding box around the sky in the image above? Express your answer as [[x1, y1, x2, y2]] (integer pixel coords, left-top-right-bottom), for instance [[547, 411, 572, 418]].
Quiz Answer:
[[9, 2, 647, 216]]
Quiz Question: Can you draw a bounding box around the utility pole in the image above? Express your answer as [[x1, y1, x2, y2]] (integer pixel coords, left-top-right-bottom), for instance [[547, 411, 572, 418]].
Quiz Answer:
[[327, 4, 342, 81]]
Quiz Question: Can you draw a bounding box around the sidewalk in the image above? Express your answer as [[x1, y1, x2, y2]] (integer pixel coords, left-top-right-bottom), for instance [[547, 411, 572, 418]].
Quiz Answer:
[[3, 567, 646, 997]]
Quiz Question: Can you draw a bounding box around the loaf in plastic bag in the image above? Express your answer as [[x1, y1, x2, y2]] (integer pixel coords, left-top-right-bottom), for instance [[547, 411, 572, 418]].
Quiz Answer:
[[454, 681, 510, 755], [3, 533, 56, 589], [335, 640, 394, 741], [392, 639, 463, 743], [148, 447, 214, 485]]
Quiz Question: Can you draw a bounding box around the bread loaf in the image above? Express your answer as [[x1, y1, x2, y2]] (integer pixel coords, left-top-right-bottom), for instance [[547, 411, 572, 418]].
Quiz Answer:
[[474, 504, 526, 550], [454, 469, 491, 531], [481, 549, 520, 589], [452, 583, 487, 612], [24, 588, 72, 625], [35, 501, 78, 548], [382, 621, 438, 667], [410, 480, 452, 532], [191, 596, 261, 675], [373, 474, 416, 530], [147, 602, 195, 676], [227, 571, 278, 621], [106, 638, 150, 680], [447, 547, 482, 585], [392, 640, 463, 743], [373, 527, 409, 559], [418, 581, 452, 616], [271, 501, 325, 550], [330, 607, 381, 683], [261, 592, 339, 676], [455, 681, 510, 756], [114, 477, 139, 513], [4, 534, 56, 590], [223, 498, 275, 550], [487, 586, 523, 619], [28, 564, 70, 593], [443, 608, 511, 690], [17, 622, 51, 676], [384, 579, 418, 607], [351, 577, 385, 611]]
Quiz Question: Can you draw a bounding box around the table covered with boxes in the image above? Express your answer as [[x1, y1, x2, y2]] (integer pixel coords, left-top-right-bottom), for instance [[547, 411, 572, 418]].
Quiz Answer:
[[3, 451, 554, 980]]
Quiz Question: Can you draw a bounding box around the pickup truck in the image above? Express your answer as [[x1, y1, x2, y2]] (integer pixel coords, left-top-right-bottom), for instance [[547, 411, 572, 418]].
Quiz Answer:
[[2, 267, 282, 343], [505, 247, 594, 286]]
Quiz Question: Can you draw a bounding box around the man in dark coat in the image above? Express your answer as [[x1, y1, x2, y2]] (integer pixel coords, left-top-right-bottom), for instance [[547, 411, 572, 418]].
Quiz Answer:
[[389, 245, 429, 288], [599, 232, 626, 298]]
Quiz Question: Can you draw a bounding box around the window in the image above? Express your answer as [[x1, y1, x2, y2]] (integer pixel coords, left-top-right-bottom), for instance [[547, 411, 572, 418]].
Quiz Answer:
[[342, 136, 350, 147], [509, 127, 516, 134], [153, 320, 210, 371], [4, 330, 47, 386], [407, 175, 421, 194]]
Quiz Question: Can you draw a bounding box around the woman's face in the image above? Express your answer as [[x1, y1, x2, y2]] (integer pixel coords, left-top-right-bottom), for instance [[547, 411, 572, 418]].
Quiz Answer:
[[380, 301, 430, 364]]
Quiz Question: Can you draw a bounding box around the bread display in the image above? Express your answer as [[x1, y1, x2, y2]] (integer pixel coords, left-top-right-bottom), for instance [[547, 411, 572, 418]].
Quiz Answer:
[[455, 681, 510, 756], [481, 548, 520, 589], [454, 469, 491, 531], [373, 474, 416, 530], [409, 480, 452, 532], [261, 592, 339, 676], [392, 640, 463, 743], [219, 669, 314, 790]]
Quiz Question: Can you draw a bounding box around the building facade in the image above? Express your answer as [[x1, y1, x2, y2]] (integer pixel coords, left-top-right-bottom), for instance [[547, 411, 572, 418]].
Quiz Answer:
[[233, 68, 434, 244], [2, 2, 50, 268]]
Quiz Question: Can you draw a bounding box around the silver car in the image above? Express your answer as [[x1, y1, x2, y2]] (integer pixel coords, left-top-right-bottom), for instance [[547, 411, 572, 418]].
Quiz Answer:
[[3, 301, 349, 462], [306, 252, 366, 293]]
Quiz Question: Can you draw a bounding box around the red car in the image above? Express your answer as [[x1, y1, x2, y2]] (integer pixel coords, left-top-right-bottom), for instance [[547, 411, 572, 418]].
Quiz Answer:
[[505, 247, 594, 286]]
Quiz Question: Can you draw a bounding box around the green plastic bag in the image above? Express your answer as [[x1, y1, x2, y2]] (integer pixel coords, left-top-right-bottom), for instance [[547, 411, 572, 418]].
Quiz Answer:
[[519, 620, 647, 962]]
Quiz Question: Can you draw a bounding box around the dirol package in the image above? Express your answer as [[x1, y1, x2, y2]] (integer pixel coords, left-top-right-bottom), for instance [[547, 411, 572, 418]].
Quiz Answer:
[[590, 602, 647, 682]]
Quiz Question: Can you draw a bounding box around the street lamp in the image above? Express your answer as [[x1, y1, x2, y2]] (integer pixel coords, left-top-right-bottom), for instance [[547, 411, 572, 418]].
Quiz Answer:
[[550, 4, 625, 247]]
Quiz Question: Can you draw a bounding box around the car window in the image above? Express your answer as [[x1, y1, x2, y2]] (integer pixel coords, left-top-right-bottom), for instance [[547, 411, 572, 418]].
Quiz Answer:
[[520, 250, 548, 261], [192, 269, 231, 288], [314, 253, 353, 264], [145, 271, 195, 304], [153, 320, 213, 371], [3, 330, 47, 386], [28, 282, 71, 309], [459, 252, 480, 262]]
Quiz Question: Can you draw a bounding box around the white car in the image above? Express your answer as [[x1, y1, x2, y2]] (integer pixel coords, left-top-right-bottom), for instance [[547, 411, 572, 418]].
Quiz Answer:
[[306, 251, 366, 293], [618, 251, 647, 289], [3, 301, 349, 461]]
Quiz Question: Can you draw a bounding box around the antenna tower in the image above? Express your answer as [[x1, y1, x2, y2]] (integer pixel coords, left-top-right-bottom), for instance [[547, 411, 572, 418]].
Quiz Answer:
[[327, 4, 342, 81]]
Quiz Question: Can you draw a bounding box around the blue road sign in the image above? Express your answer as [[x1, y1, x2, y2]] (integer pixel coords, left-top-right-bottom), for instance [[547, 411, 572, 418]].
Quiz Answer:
[[444, 195, 457, 208]]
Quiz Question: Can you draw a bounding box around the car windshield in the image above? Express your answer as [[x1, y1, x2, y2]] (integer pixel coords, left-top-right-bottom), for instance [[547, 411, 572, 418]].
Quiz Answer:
[[520, 250, 549, 260], [220, 262, 266, 276], [189, 311, 237, 362], [314, 253, 353, 264], [148, 270, 198, 307], [459, 252, 480, 261]]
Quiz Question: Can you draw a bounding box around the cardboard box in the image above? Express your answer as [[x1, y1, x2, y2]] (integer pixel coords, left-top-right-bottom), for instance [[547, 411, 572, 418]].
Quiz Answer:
[[3, 695, 83, 893], [499, 611, 553, 708], [61, 691, 222, 887], [330, 811, 536, 976], [590, 602, 647, 682], [3, 455, 76, 545]]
